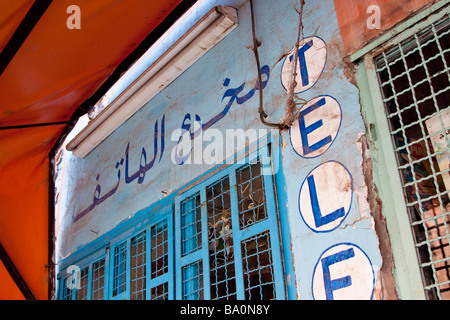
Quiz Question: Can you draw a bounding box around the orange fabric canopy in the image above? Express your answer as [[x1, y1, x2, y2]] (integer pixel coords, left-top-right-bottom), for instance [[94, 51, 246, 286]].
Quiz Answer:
[[0, 0, 191, 299]]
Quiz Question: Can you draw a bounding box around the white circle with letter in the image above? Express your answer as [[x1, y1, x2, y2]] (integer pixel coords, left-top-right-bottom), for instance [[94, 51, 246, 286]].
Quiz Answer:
[[312, 243, 375, 300], [281, 36, 327, 93], [290, 95, 342, 158]]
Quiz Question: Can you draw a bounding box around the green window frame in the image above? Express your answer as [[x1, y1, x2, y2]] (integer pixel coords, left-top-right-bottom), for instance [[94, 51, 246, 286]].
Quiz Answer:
[[353, 1, 450, 299]]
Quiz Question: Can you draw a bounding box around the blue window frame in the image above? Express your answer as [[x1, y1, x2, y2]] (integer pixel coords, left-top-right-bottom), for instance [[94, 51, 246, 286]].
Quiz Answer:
[[175, 144, 286, 300], [58, 207, 173, 300]]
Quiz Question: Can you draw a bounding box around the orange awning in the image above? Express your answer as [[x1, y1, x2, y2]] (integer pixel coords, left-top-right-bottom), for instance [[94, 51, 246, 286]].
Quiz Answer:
[[0, 0, 195, 300]]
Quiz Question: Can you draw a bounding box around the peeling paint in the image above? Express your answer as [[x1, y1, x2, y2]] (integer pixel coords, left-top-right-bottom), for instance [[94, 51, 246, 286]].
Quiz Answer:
[[358, 133, 399, 300]]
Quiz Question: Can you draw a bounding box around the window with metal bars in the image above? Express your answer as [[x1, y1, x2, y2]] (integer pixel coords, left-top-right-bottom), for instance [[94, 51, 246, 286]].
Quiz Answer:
[[59, 256, 107, 300], [112, 241, 127, 297], [110, 217, 173, 300], [58, 142, 291, 300], [61, 276, 73, 300], [91, 259, 106, 300], [75, 267, 89, 300], [130, 231, 147, 300], [175, 145, 286, 300], [374, 15, 450, 299], [58, 212, 173, 300]]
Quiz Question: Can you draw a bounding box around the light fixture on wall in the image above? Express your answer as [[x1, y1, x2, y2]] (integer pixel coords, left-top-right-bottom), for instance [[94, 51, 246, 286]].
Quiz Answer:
[[67, 6, 238, 158]]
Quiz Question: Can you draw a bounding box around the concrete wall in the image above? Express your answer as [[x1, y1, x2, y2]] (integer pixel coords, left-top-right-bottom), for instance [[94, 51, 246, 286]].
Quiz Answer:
[[56, 0, 391, 299]]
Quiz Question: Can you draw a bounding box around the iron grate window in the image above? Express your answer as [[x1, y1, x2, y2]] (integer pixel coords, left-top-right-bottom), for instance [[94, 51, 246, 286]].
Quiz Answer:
[[151, 282, 169, 300], [91, 258, 106, 300], [112, 242, 127, 297], [60, 257, 106, 300], [109, 216, 173, 300], [58, 207, 174, 300], [150, 219, 169, 279], [207, 176, 236, 300], [61, 277, 73, 300], [182, 260, 204, 300], [75, 267, 89, 300], [241, 231, 276, 300], [59, 145, 289, 300], [176, 147, 286, 300], [375, 16, 450, 299], [181, 193, 202, 256], [236, 162, 269, 229]]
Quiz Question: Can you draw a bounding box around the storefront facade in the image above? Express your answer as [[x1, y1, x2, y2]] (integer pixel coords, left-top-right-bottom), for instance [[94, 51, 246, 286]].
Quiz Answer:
[[55, 0, 450, 300]]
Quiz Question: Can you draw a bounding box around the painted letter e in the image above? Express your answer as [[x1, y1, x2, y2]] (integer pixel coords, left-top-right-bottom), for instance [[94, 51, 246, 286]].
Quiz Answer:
[[298, 97, 332, 156]]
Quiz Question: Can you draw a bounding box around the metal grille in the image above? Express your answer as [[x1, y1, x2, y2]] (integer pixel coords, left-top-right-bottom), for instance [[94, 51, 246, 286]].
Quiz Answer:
[[182, 260, 203, 300], [62, 277, 73, 300], [241, 231, 276, 300], [181, 193, 202, 256], [151, 282, 168, 300], [112, 241, 127, 296], [176, 154, 284, 300], [91, 258, 105, 300], [375, 16, 450, 299], [207, 176, 237, 300], [236, 160, 268, 229], [130, 231, 146, 300], [151, 220, 168, 278], [75, 267, 89, 300]]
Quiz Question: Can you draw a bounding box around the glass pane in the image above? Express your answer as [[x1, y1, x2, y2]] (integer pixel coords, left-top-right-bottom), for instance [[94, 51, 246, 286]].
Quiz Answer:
[[151, 219, 169, 278], [236, 160, 268, 229], [181, 193, 202, 255]]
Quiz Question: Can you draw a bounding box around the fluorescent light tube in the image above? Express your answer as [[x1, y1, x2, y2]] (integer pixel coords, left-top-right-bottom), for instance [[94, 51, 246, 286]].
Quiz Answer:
[[67, 6, 238, 158]]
